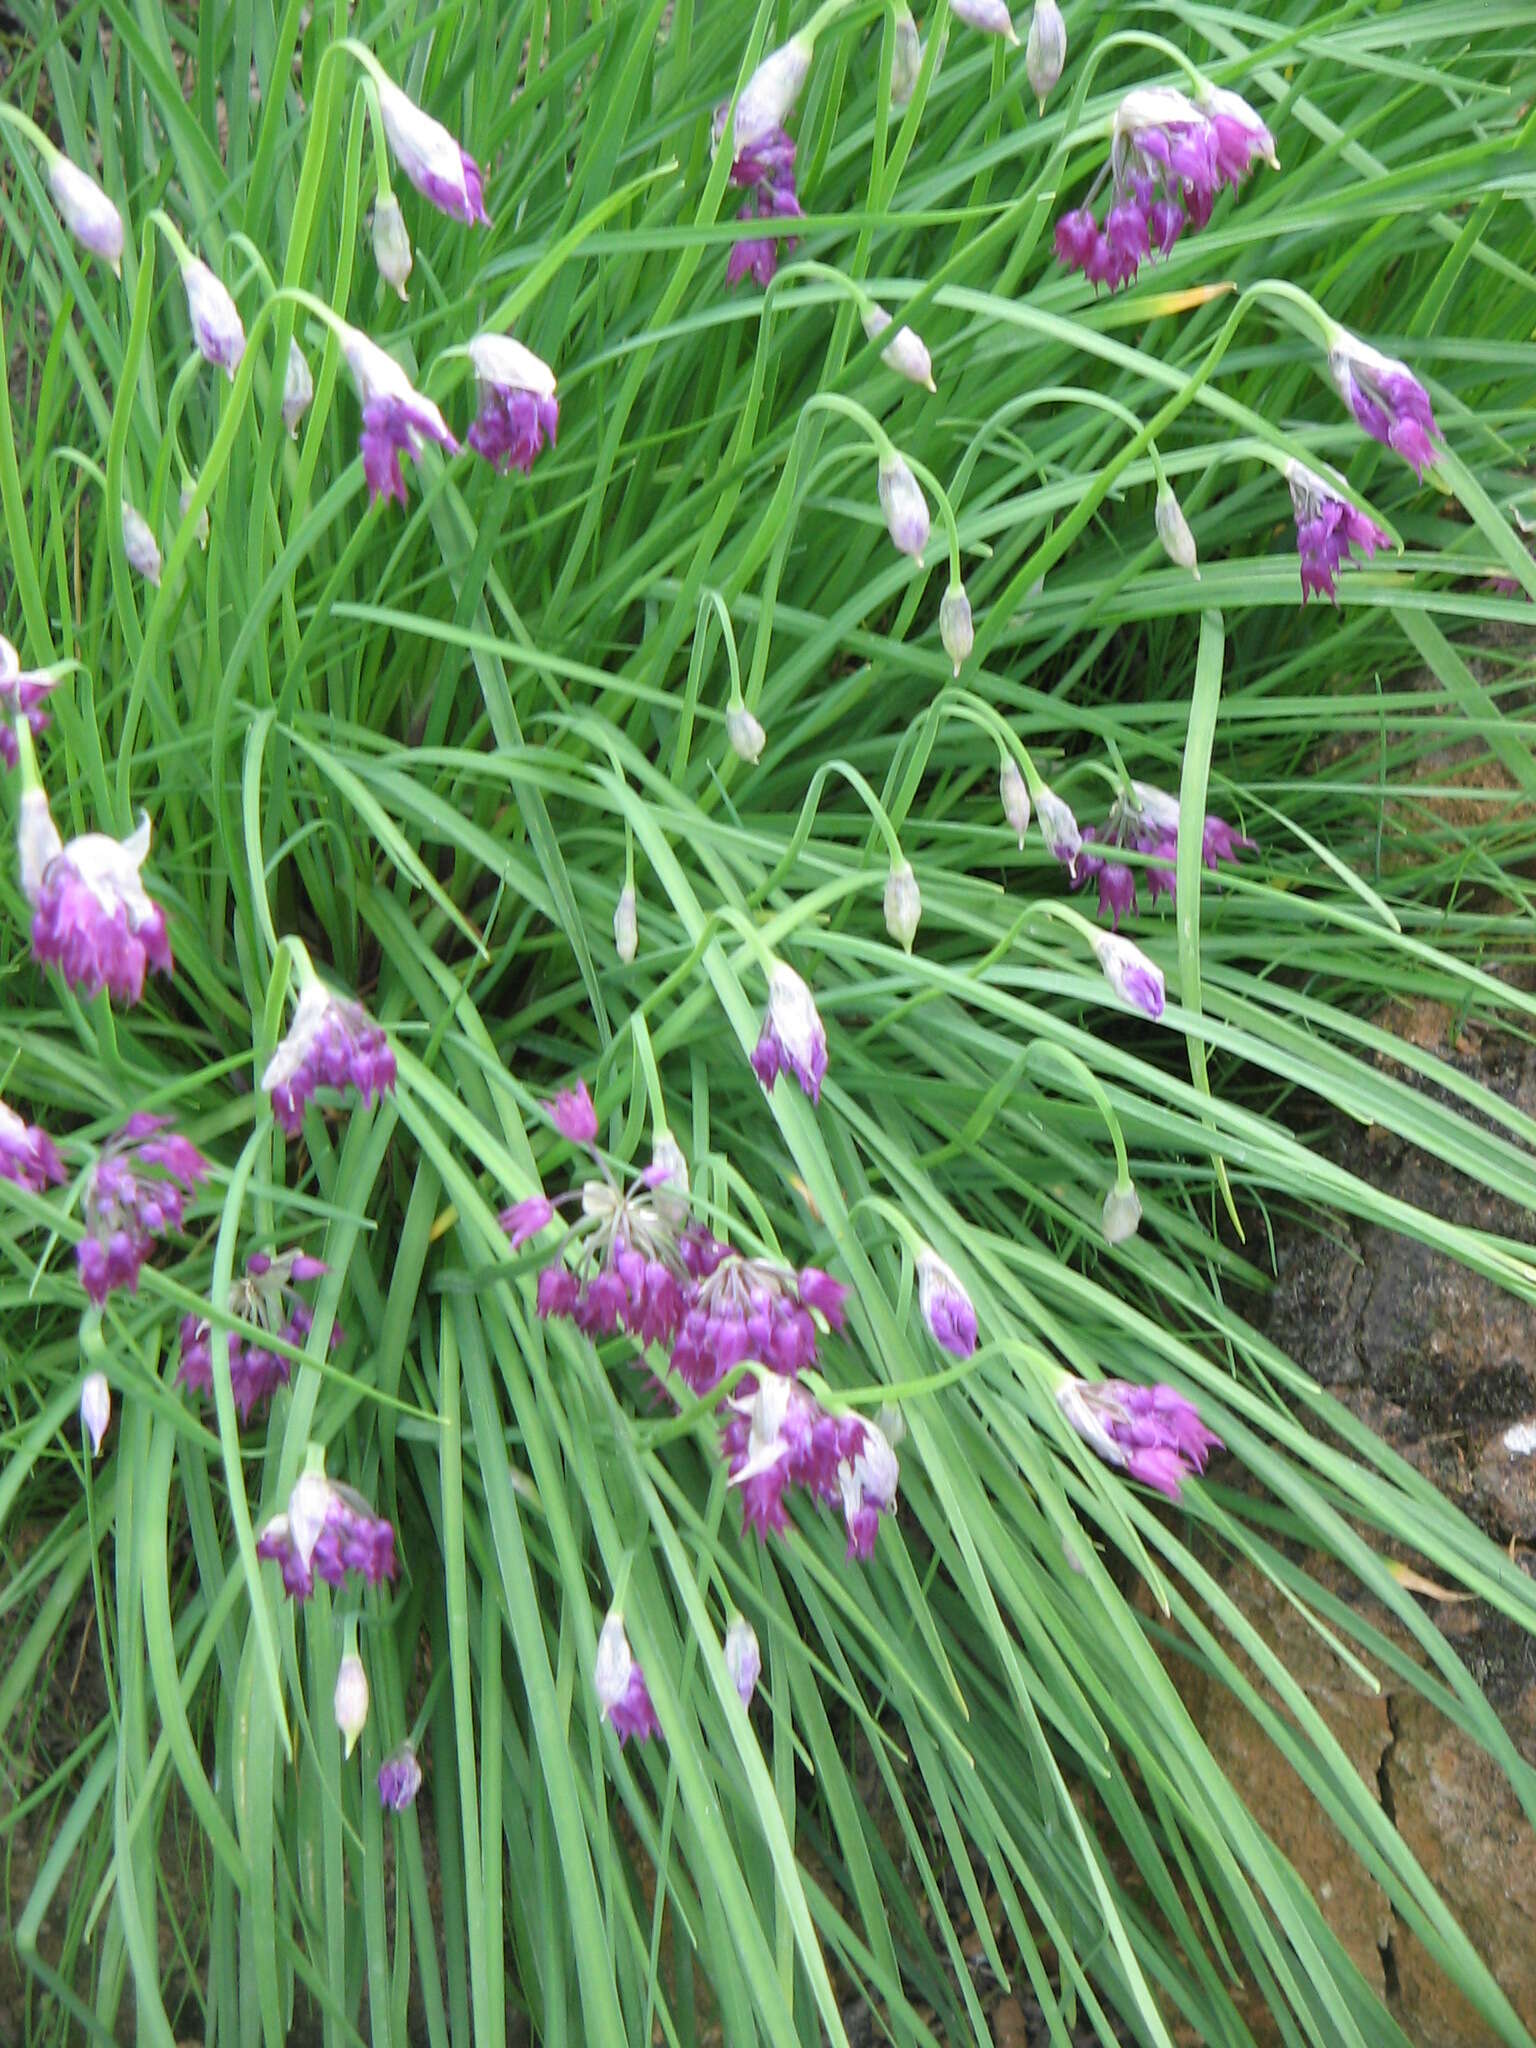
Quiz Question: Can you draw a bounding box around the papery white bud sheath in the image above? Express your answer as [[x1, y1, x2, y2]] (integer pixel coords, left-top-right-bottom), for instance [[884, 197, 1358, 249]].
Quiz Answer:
[[727, 704, 766, 763], [1155, 484, 1199, 578], [334, 1652, 370, 1758], [883, 861, 922, 951], [80, 1372, 111, 1458], [613, 885, 637, 964]]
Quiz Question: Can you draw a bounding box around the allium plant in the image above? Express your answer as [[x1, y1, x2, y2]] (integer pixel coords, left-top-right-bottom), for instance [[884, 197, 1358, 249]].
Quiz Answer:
[[4, 7, 1536, 2048]]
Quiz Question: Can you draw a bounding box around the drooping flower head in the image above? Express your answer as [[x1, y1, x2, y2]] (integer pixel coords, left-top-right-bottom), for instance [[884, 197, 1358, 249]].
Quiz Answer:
[[1089, 929, 1165, 1019], [0, 1095, 64, 1195], [917, 1247, 977, 1358], [378, 1743, 422, 1810], [719, 1370, 866, 1541], [1035, 781, 1082, 874], [180, 257, 246, 379], [1286, 460, 1391, 603], [1327, 331, 1441, 478], [1056, 1373, 1221, 1499], [1000, 757, 1031, 846], [81, 1372, 111, 1458], [1155, 483, 1199, 577], [20, 790, 173, 1006], [76, 1113, 208, 1304], [751, 962, 829, 1104], [594, 1610, 660, 1745], [1055, 81, 1274, 291], [551, 1079, 599, 1145], [1073, 779, 1252, 924], [1102, 1180, 1143, 1244], [256, 1467, 399, 1601], [719, 34, 815, 162], [176, 1249, 334, 1421], [670, 1245, 847, 1395], [837, 1416, 900, 1560], [338, 323, 460, 506], [46, 153, 124, 272], [717, 34, 812, 289], [376, 75, 490, 226], [0, 636, 61, 771], [727, 704, 766, 763], [263, 978, 396, 1136], [466, 332, 559, 474]]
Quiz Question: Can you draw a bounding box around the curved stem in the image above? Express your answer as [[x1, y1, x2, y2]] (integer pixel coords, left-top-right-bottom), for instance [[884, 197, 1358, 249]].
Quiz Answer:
[[1021, 1041, 1130, 1185]]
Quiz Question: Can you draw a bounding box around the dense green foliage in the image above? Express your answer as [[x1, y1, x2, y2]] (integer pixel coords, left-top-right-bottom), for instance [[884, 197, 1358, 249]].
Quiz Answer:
[[3, 0, 1536, 2043]]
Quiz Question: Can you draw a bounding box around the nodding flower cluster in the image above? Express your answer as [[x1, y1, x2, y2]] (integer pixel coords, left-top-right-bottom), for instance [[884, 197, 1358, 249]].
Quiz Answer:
[[257, 1467, 398, 1601], [0, 637, 60, 770], [751, 963, 829, 1105], [715, 35, 812, 289], [18, 787, 172, 1008], [263, 981, 396, 1136], [1054, 83, 1276, 291], [1287, 461, 1392, 603], [1073, 780, 1254, 925], [177, 1250, 335, 1421], [0, 1095, 64, 1195], [506, 1091, 899, 1560], [1057, 1374, 1222, 1500], [76, 1114, 209, 1304]]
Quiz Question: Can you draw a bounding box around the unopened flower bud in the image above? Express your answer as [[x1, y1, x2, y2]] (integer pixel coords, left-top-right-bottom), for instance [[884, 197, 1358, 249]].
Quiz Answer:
[[650, 1129, 690, 1227], [334, 1652, 370, 1758], [1000, 757, 1030, 845], [613, 884, 637, 964], [1102, 1179, 1142, 1244], [378, 1742, 422, 1810], [80, 1372, 111, 1458], [1036, 782, 1081, 871], [861, 303, 935, 391], [282, 339, 314, 435], [727, 703, 766, 764], [890, 6, 923, 108], [47, 155, 124, 272], [939, 583, 973, 673], [1090, 931, 1165, 1019], [1155, 484, 1199, 578], [883, 860, 921, 951], [373, 194, 413, 299], [877, 452, 929, 563], [182, 257, 246, 380], [1025, 0, 1066, 112], [952, 0, 1019, 44], [122, 504, 161, 586], [917, 1247, 977, 1357], [179, 484, 209, 549], [724, 1614, 761, 1706]]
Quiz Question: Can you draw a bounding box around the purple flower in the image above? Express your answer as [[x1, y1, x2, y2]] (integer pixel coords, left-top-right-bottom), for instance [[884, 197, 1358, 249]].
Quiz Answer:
[[1327, 330, 1441, 478], [466, 332, 559, 475], [917, 1248, 977, 1358], [256, 1470, 399, 1601], [669, 1250, 838, 1394], [1073, 780, 1252, 921], [1286, 460, 1392, 603], [837, 1417, 900, 1561], [720, 1371, 866, 1541], [0, 637, 62, 770], [262, 980, 396, 1136], [19, 793, 173, 1006], [724, 126, 802, 289], [751, 962, 828, 1105], [594, 1610, 660, 1745], [76, 1113, 209, 1304], [46, 154, 124, 272], [1056, 1374, 1221, 1499], [501, 1194, 555, 1248], [0, 1095, 65, 1194], [1090, 930, 1165, 1018], [339, 324, 460, 506], [1198, 85, 1278, 186], [176, 1249, 334, 1421], [550, 1080, 598, 1145], [181, 258, 245, 379], [376, 75, 490, 226], [1056, 81, 1273, 292], [378, 1743, 422, 1810]]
